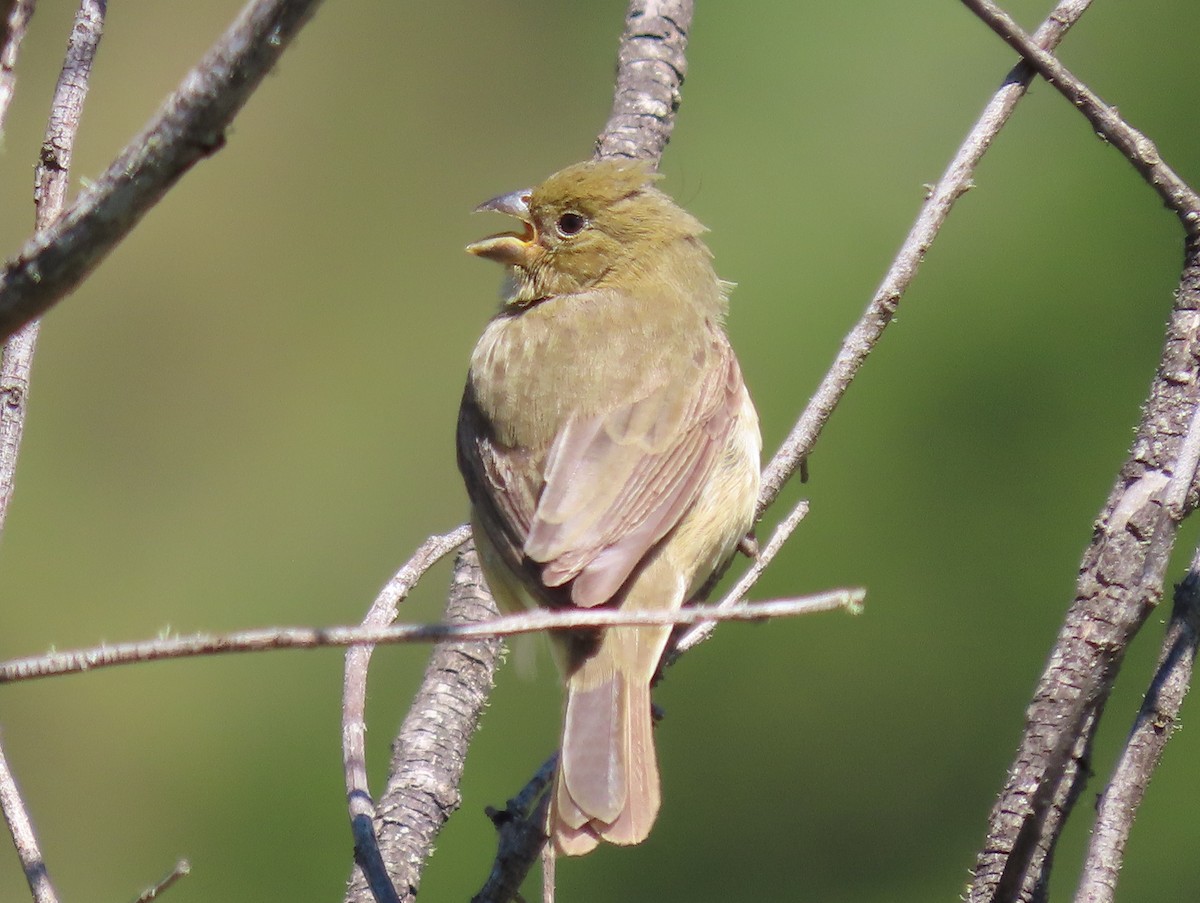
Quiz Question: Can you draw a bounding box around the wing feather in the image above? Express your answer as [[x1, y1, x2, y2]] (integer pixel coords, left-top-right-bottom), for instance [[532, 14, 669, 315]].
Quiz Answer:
[[457, 327, 745, 611]]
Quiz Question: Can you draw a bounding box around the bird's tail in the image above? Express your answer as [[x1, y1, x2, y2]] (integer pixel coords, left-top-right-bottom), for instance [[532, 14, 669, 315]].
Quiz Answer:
[[551, 626, 664, 856]]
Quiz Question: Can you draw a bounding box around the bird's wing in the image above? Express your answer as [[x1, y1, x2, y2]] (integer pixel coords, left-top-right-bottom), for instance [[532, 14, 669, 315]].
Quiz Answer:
[[456, 393, 544, 576], [525, 330, 744, 607], [458, 325, 746, 610]]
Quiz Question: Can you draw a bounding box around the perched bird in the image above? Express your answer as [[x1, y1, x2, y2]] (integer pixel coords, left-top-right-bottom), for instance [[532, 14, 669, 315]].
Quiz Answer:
[[457, 159, 761, 855]]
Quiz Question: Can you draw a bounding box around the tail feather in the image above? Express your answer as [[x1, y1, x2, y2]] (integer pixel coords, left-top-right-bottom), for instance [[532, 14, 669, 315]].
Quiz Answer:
[[551, 637, 661, 855]]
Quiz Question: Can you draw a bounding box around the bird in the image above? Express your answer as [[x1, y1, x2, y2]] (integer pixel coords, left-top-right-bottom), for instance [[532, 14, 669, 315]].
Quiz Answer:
[[457, 158, 761, 855]]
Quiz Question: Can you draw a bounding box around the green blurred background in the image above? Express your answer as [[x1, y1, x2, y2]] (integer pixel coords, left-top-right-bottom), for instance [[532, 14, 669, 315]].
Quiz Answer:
[[2, 2, 1199, 900]]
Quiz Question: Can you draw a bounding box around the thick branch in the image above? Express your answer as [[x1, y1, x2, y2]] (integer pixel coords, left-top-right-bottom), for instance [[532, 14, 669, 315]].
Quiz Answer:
[[969, 235, 1200, 902], [344, 544, 502, 903], [592, 0, 692, 164], [342, 526, 471, 903], [0, 0, 325, 342], [958, 4, 1200, 899], [1074, 547, 1200, 903]]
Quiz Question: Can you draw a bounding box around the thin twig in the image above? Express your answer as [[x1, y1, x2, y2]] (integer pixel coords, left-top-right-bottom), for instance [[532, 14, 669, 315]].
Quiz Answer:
[[472, 755, 556, 903], [0, 732, 59, 903], [1074, 548, 1200, 903], [342, 525, 471, 903], [0, 0, 32, 135], [131, 859, 191, 903], [344, 544, 504, 903], [672, 498, 810, 656], [0, 590, 861, 685], [1, 0, 105, 542], [0, 0, 326, 342], [757, 0, 1095, 513], [961, 0, 1200, 235]]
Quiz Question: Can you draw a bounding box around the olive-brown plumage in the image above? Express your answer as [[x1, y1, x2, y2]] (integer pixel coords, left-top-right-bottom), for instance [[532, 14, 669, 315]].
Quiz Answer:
[[457, 159, 760, 855]]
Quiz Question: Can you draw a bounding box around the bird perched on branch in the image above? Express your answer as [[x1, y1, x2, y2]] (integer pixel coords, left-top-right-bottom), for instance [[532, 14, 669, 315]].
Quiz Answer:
[[457, 158, 760, 855]]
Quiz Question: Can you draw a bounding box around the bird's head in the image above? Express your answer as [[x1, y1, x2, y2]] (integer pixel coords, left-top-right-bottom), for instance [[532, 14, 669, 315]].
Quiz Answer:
[[467, 159, 706, 305]]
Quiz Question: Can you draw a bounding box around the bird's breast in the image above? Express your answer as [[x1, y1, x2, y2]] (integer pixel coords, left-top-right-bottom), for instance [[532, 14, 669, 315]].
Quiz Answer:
[[468, 290, 705, 451]]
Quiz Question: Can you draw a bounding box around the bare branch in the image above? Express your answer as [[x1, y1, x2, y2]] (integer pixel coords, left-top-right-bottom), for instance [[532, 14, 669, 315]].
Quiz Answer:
[[963, 0, 1200, 233], [1, 0, 105, 541], [951, 4, 1200, 898], [0, 0, 32, 136], [757, 0, 1095, 513], [1075, 547, 1200, 903], [342, 525, 471, 903], [968, 237, 1200, 902], [471, 755, 556, 903], [672, 498, 810, 656], [592, 0, 692, 164], [0, 732, 59, 903], [962, 0, 1200, 232], [344, 544, 503, 903], [131, 859, 191, 903], [0, 589, 860, 685], [0, 0, 326, 342]]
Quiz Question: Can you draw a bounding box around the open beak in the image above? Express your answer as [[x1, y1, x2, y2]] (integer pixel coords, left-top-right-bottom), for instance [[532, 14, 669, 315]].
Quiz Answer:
[[466, 188, 538, 266]]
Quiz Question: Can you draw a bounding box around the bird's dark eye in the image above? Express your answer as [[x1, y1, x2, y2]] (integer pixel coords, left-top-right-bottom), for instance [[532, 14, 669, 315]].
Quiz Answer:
[[555, 211, 588, 237]]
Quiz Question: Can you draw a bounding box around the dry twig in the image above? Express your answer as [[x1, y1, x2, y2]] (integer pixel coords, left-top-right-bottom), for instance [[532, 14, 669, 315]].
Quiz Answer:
[[1, 0, 105, 541], [959, 3, 1200, 900], [0, 0, 33, 135], [0, 0, 326, 342], [131, 859, 191, 903], [758, 0, 1095, 510], [0, 590, 859, 685], [0, 733, 58, 903]]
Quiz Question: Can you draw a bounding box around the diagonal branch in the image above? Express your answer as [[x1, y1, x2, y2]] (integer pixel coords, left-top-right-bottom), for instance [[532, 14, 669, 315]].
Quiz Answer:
[[1, 0, 106, 542], [2, 6, 106, 896], [0, 0, 326, 343], [966, 251, 1200, 902], [1074, 544, 1200, 903], [959, 4, 1200, 900], [758, 0, 1094, 511], [961, 0, 1200, 235], [0, 0, 34, 136], [0, 733, 58, 903]]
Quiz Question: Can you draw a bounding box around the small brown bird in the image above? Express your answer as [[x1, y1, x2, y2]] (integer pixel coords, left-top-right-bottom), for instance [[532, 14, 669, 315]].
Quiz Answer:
[[457, 159, 760, 855]]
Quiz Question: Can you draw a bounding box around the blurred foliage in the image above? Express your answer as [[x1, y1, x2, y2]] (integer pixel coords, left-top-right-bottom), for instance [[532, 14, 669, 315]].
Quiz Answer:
[[2, 1, 1200, 901]]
